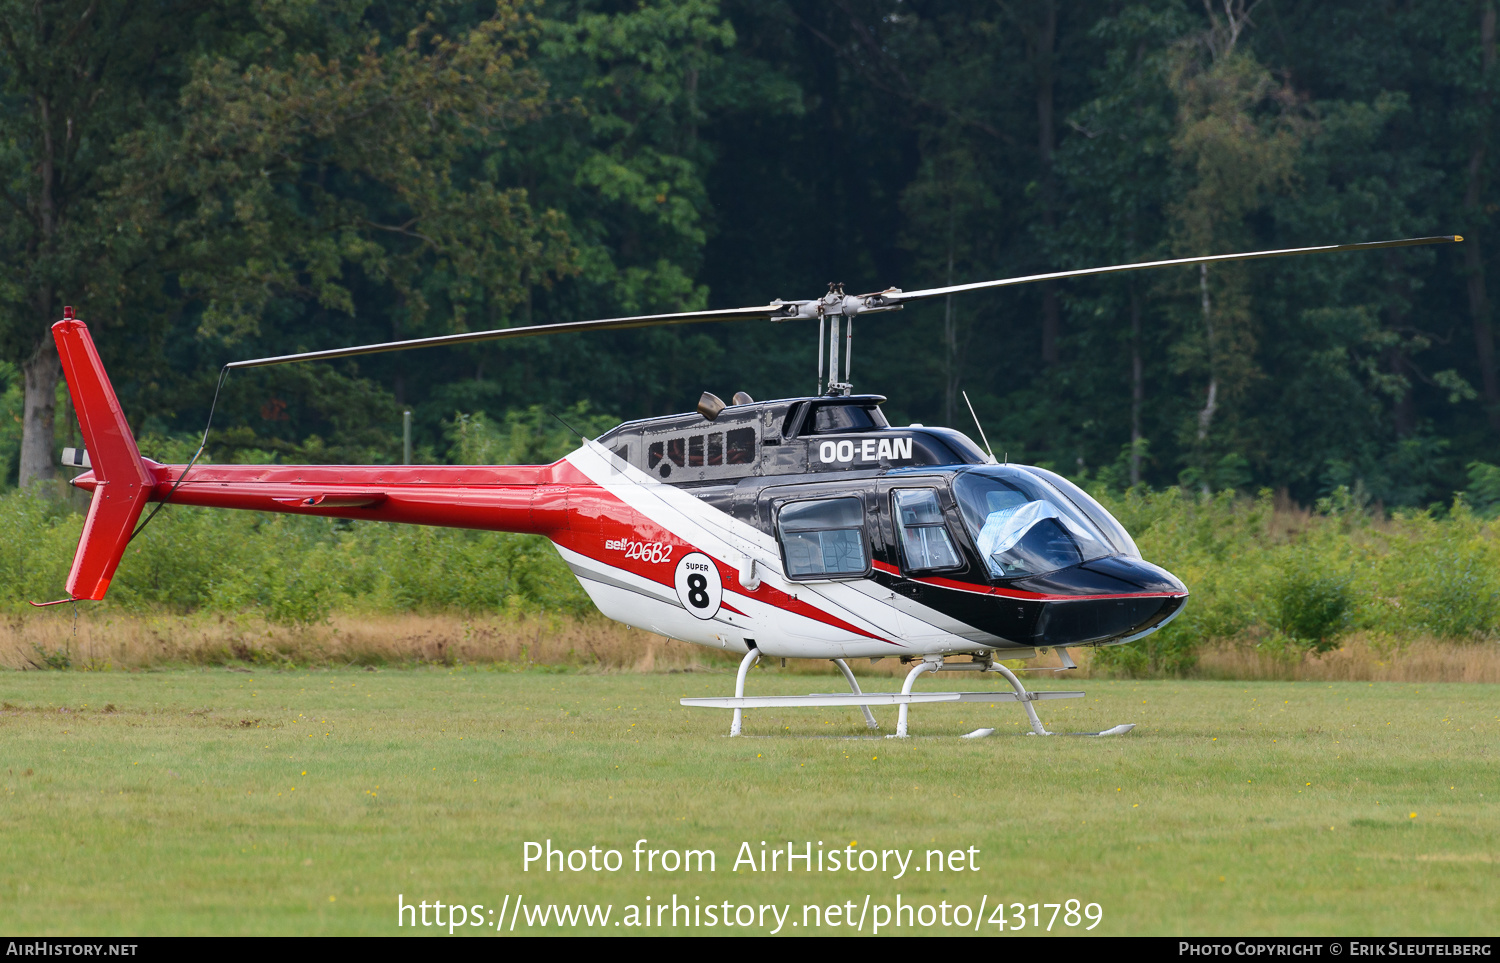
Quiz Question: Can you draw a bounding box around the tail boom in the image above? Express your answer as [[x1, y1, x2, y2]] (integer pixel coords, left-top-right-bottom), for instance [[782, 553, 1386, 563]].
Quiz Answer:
[[77, 460, 595, 534]]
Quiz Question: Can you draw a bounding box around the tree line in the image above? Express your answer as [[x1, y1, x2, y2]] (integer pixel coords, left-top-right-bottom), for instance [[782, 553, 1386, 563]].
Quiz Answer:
[[1, 0, 1496, 508]]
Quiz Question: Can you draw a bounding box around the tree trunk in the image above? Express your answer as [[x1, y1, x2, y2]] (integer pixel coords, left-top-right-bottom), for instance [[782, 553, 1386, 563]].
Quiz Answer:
[[1196, 264, 1217, 442], [1466, 0, 1500, 430], [1040, 289, 1060, 366], [943, 201, 958, 425], [19, 89, 61, 487], [1130, 289, 1143, 486], [1196, 264, 1217, 494], [19, 338, 60, 487], [1384, 254, 1416, 438], [1386, 346, 1416, 438], [1035, 0, 1060, 366], [1038, 286, 1062, 366], [944, 292, 957, 427]]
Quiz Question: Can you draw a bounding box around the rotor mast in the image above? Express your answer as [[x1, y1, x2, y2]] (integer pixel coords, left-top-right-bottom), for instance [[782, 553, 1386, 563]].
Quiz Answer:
[[819, 283, 856, 396]]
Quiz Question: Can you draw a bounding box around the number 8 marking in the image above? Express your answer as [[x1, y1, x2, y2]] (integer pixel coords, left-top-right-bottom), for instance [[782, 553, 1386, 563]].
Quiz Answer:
[[673, 553, 723, 620]]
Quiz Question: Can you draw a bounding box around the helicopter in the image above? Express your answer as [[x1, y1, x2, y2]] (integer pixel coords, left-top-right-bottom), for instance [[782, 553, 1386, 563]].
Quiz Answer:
[[43, 234, 1459, 738]]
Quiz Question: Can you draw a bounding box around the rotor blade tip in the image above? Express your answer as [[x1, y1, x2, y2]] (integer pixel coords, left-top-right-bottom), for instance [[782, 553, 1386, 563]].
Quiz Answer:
[[1455, 234, 1464, 242]]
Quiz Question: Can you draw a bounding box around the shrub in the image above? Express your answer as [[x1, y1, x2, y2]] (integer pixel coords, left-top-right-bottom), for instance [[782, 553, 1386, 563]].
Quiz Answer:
[[1270, 563, 1352, 653], [0, 488, 590, 621], [1465, 462, 1500, 519], [1091, 620, 1202, 676]]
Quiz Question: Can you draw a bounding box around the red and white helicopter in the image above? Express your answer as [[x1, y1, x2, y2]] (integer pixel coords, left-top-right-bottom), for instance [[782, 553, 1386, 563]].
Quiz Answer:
[[45, 235, 1458, 737]]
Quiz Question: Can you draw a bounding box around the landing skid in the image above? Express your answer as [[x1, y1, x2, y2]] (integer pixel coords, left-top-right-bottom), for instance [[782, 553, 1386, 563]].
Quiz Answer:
[[961, 723, 1136, 738], [680, 652, 1133, 738]]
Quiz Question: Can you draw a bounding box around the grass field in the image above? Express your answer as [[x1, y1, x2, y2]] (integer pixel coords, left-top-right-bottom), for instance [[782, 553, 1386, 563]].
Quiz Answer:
[[1, 666, 1495, 936]]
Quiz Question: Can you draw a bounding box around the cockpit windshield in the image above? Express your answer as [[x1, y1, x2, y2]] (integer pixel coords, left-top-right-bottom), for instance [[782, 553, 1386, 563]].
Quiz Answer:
[[1022, 465, 1141, 558], [953, 466, 1118, 579]]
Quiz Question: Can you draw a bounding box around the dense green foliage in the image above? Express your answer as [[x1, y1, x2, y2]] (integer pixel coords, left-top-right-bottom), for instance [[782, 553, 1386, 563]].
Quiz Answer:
[[0, 490, 588, 625], [0, 0, 1497, 505], [1089, 480, 1500, 674]]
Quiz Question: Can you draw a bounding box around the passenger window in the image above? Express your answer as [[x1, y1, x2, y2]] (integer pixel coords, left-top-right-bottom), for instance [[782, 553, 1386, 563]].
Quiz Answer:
[[644, 425, 754, 478], [726, 427, 755, 465], [892, 489, 962, 573], [778, 497, 868, 578]]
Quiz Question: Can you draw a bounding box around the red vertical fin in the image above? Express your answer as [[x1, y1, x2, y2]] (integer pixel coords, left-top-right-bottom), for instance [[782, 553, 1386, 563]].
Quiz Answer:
[[52, 315, 154, 601]]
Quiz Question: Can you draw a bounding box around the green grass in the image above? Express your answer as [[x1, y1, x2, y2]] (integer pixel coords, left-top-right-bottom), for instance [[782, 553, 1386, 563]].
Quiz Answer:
[[1, 667, 1495, 936]]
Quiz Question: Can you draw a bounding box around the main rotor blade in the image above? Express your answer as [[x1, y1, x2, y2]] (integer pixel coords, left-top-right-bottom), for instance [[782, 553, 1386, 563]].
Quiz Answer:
[[226, 235, 1461, 369], [886, 235, 1462, 305], [225, 304, 782, 369]]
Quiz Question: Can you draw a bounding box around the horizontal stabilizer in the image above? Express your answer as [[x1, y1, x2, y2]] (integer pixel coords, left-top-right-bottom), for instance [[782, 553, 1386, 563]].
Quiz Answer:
[[681, 690, 1084, 709]]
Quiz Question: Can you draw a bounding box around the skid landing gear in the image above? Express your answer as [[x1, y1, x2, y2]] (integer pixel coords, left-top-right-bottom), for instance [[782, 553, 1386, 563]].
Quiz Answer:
[[832, 658, 881, 731], [727, 649, 879, 737], [891, 656, 1053, 737], [682, 652, 1132, 737]]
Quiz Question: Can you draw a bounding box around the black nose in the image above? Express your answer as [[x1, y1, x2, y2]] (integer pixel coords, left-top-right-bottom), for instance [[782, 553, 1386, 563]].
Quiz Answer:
[[1009, 555, 1188, 646]]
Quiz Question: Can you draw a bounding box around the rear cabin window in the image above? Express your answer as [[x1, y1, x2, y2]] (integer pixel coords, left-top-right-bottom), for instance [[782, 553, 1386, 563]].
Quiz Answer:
[[646, 426, 757, 478], [778, 497, 868, 578]]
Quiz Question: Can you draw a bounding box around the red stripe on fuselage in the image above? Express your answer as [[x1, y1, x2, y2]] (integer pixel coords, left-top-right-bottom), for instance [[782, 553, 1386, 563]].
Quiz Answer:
[[871, 559, 1186, 602]]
